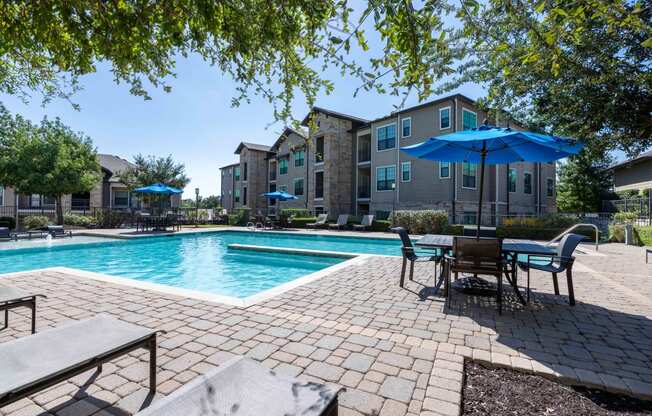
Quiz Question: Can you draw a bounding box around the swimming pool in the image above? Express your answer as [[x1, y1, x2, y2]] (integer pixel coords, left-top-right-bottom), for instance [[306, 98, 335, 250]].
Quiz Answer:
[[0, 231, 402, 299]]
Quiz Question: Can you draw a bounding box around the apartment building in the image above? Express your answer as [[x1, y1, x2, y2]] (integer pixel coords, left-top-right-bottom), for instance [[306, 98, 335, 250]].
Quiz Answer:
[[219, 94, 557, 224], [220, 142, 273, 215], [0, 154, 155, 215]]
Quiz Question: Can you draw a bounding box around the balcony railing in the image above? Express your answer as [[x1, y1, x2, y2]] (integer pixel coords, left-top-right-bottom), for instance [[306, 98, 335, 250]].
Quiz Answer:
[[358, 143, 371, 163], [357, 186, 370, 199]]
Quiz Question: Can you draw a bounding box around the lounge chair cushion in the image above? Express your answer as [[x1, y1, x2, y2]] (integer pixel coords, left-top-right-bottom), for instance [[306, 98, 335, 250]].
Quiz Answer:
[[136, 356, 341, 416], [0, 315, 156, 398]]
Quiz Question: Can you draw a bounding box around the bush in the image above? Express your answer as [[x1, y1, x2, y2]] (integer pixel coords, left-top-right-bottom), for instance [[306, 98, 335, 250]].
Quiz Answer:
[[444, 224, 464, 235], [611, 225, 652, 246], [389, 210, 449, 234], [186, 210, 209, 223], [64, 214, 95, 227], [228, 208, 250, 226], [22, 215, 50, 230], [94, 210, 129, 228], [501, 214, 578, 229], [0, 216, 16, 230], [370, 220, 391, 232], [288, 217, 317, 228], [280, 208, 311, 218], [613, 211, 638, 224]]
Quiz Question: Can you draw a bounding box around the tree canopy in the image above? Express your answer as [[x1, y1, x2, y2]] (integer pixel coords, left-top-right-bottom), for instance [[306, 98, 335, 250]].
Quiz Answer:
[[1, 1, 650, 154], [0, 105, 101, 223], [120, 154, 190, 190], [556, 150, 615, 212]]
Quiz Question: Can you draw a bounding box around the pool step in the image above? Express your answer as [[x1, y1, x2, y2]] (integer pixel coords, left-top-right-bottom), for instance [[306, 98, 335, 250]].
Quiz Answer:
[[227, 244, 358, 258]]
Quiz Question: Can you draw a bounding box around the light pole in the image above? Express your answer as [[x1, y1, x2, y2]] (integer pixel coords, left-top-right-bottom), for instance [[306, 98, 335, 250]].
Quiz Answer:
[[195, 187, 200, 227]]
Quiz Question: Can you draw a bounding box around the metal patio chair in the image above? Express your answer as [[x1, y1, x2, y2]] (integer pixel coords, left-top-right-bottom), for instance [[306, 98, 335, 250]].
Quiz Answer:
[[392, 227, 442, 288], [517, 233, 585, 305]]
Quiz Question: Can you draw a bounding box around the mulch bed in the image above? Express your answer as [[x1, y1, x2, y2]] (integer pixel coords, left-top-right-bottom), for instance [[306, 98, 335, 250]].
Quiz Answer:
[[462, 362, 652, 415]]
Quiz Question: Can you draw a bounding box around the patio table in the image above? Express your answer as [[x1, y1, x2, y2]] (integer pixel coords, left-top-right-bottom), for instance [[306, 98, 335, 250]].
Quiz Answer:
[[415, 234, 555, 303]]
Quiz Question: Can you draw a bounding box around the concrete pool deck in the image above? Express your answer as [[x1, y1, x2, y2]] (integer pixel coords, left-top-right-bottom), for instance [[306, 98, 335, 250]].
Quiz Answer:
[[0, 234, 650, 416]]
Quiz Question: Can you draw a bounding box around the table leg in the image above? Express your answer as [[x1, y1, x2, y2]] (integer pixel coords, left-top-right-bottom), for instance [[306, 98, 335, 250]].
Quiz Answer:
[[510, 257, 527, 305]]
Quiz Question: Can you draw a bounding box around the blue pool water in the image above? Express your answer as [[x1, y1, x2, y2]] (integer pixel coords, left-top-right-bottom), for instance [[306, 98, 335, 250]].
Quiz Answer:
[[0, 231, 403, 298]]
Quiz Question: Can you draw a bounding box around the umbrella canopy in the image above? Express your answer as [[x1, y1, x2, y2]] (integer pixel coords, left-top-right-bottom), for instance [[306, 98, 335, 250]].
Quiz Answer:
[[263, 191, 298, 201], [401, 124, 583, 236], [133, 183, 183, 195]]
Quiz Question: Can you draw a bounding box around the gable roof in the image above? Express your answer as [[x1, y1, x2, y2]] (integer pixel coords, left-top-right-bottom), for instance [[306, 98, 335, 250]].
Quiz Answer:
[[301, 107, 369, 126], [234, 142, 273, 154], [98, 154, 135, 182], [364, 93, 477, 126], [611, 149, 652, 170], [270, 127, 308, 151], [220, 162, 240, 170]]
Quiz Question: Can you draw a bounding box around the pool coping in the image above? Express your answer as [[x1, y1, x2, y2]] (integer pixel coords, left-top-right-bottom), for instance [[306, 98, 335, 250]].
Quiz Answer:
[[0, 253, 373, 308]]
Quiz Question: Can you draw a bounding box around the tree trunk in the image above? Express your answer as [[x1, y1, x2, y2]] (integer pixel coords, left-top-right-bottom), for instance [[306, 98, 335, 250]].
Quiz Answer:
[[56, 195, 64, 225]]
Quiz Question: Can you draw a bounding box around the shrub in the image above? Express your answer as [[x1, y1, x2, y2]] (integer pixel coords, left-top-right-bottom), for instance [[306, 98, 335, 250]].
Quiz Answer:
[[389, 210, 449, 234], [613, 211, 638, 224], [94, 210, 129, 228], [0, 216, 16, 230], [280, 208, 311, 218], [288, 217, 317, 228], [501, 214, 578, 229], [64, 214, 95, 227], [22, 215, 50, 230], [635, 226, 652, 246], [370, 220, 391, 232], [186, 210, 209, 223], [444, 224, 464, 235], [228, 208, 250, 226], [611, 225, 652, 246]]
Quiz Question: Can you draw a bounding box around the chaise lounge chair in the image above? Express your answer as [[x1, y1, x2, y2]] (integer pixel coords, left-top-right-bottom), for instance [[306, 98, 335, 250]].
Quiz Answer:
[[0, 227, 17, 241], [1, 286, 46, 334], [328, 214, 349, 231], [307, 213, 328, 229], [0, 315, 163, 408], [352, 215, 374, 231], [135, 356, 342, 416], [47, 225, 72, 238]]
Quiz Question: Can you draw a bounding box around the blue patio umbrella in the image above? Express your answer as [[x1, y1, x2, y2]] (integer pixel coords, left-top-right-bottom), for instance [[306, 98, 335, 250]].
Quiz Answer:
[[263, 191, 299, 201], [401, 124, 583, 236], [134, 183, 183, 214]]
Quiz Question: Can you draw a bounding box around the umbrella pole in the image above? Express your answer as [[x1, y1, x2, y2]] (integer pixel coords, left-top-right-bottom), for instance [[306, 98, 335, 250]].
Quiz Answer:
[[476, 143, 487, 239]]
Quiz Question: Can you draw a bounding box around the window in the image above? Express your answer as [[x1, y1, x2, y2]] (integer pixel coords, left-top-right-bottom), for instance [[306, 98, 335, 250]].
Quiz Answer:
[[294, 178, 304, 196], [463, 212, 477, 225], [439, 107, 451, 130], [524, 172, 532, 194], [462, 162, 477, 188], [315, 206, 325, 215], [401, 118, 411, 138], [440, 162, 450, 179], [376, 166, 396, 191], [279, 185, 288, 193], [113, 190, 129, 207], [30, 194, 40, 208], [315, 172, 324, 199], [269, 162, 277, 180], [462, 109, 477, 130], [279, 158, 288, 175], [0, 186, 4, 206], [294, 150, 305, 167], [234, 166, 241, 181], [243, 187, 248, 205], [243, 162, 248, 181], [234, 189, 240, 203], [509, 168, 517, 193], [315, 137, 324, 163], [377, 124, 396, 151], [547, 178, 554, 197], [401, 162, 411, 182]]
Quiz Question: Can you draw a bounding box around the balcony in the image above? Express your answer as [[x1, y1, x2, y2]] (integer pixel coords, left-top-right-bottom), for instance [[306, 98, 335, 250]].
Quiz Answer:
[[358, 134, 371, 163], [269, 171, 277, 181], [357, 186, 370, 199]]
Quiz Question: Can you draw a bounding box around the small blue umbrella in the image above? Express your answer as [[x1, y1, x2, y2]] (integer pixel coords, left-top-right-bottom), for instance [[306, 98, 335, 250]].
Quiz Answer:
[[401, 124, 583, 236], [263, 191, 298, 201], [134, 183, 183, 195], [134, 183, 183, 215]]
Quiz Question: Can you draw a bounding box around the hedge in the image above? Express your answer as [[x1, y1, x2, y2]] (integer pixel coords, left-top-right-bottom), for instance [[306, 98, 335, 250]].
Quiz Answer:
[[64, 214, 95, 227], [370, 220, 391, 232], [498, 225, 597, 241], [288, 217, 317, 228], [610, 225, 652, 246], [0, 216, 16, 230], [389, 210, 449, 234], [22, 215, 50, 230], [228, 208, 251, 226], [280, 208, 311, 219]]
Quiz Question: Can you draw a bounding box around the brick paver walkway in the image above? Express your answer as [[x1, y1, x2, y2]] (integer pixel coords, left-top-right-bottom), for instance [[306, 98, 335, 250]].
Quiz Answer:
[[0, 243, 651, 416]]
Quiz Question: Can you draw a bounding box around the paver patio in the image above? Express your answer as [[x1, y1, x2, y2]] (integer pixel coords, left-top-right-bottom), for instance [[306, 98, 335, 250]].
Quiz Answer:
[[0, 241, 651, 416]]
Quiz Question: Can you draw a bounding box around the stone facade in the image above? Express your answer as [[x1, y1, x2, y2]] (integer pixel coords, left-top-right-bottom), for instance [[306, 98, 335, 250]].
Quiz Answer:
[[220, 94, 559, 223]]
